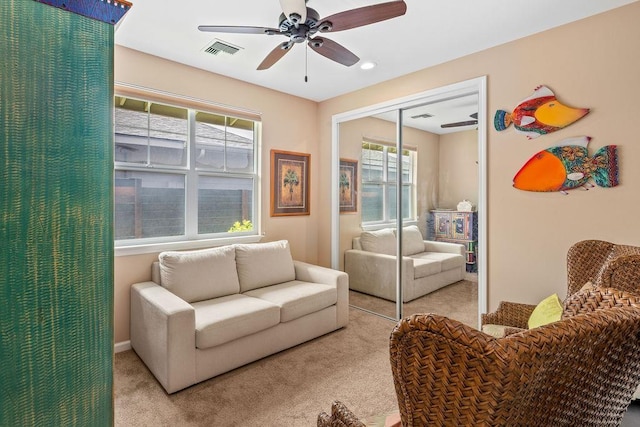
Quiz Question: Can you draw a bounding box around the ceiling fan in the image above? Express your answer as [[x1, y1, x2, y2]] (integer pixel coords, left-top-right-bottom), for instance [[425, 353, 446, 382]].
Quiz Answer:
[[441, 113, 478, 128], [198, 0, 407, 70]]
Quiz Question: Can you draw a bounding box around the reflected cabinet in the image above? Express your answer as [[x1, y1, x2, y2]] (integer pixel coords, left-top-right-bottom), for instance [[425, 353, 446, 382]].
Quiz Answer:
[[428, 210, 478, 272]]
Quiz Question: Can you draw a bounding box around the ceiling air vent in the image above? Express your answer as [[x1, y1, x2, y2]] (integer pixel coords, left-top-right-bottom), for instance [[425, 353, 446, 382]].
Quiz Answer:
[[204, 40, 241, 56]]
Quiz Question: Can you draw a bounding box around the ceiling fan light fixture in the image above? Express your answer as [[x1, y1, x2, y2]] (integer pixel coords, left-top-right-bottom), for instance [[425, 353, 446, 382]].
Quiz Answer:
[[360, 61, 376, 70], [317, 21, 332, 32]]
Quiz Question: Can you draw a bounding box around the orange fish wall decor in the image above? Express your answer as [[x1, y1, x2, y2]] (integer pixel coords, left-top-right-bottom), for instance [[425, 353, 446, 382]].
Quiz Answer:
[[513, 136, 618, 194], [495, 85, 590, 139]]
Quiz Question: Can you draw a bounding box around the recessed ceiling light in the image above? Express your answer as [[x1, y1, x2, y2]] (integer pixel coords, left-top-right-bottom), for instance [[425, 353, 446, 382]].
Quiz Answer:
[[360, 61, 377, 70]]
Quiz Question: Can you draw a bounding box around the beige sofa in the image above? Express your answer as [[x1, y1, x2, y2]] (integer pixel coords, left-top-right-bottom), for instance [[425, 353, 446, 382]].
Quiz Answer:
[[344, 226, 465, 302], [130, 240, 348, 393]]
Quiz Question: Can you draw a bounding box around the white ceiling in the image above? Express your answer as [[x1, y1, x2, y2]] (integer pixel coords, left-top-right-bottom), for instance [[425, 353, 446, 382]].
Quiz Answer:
[[115, 0, 636, 106]]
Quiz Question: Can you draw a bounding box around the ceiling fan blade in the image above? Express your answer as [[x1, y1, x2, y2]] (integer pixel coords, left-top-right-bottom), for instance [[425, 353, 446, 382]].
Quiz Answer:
[[308, 37, 359, 67], [198, 25, 283, 35], [257, 42, 294, 70], [319, 0, 407, 33], [441, 120, 478, 128], [280, 0, 307, 24]]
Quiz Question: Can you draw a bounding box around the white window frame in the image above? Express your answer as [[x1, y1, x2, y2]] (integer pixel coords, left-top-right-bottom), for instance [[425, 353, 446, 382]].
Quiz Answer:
[[360, 140, 417, 228], [113, 90, 262, 256]]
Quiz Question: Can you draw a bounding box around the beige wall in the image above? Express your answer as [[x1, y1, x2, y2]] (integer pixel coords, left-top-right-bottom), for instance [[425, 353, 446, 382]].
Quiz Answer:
[[115, 3, 640, 344], [438, 130, 479, 209], [318, 2, 640, 311], [113, 47, 319, 343]]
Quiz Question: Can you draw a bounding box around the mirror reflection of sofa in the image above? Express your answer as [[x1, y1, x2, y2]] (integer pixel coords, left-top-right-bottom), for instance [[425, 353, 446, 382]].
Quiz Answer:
[[344, 226, 465, 302]]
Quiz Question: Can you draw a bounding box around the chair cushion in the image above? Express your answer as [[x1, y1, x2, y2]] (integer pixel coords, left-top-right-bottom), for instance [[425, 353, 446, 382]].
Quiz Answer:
[[244, 281, 337, 323], [397, 225, 425, 256], [192, 294, 280, 349], [158, 245, 239, 303], [235, 240, 296, 292], [411, 258, 442, 278], [482, 324, 510, 338], [528, 293, 563, 329], [410, 252, 464, 272], [360, 228, 396, 255]]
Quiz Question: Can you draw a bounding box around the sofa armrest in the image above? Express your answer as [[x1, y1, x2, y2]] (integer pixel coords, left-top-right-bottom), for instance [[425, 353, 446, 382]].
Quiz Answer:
[[294, 261, 349, 328], [423, 240, 465, 255], [344, 249, 415, 301], [130, 281, 197, 393]]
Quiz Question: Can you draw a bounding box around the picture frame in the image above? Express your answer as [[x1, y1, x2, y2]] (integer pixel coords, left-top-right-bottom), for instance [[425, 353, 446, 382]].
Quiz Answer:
[[339, 158, 358, 213], [271, 149, 310, 216]]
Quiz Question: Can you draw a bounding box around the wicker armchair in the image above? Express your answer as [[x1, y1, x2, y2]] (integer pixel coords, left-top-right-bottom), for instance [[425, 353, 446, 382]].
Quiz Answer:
[[317, 401, 365, 427], [481, 239, 640, 334], [319, 288, 640, 427]]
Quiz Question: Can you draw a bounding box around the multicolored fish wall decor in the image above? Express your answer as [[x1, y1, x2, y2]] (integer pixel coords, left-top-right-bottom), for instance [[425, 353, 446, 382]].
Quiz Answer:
[[495, 86, 590, 139], [513, 136, 618, 194]]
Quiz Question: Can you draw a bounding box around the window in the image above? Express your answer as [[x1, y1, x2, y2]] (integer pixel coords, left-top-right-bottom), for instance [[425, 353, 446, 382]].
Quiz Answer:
[[114, 95, 259, 247], [361, 141, 415, 225]]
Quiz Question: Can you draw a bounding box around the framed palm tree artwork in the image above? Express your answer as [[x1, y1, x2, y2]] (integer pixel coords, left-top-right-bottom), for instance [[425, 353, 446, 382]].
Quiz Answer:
[[271, 149, 310, 216], [339, 159, 358, 213]]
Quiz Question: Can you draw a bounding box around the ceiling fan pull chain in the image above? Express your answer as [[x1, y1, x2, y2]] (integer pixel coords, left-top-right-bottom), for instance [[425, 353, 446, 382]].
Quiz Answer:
[[305, 43, 308, 82]]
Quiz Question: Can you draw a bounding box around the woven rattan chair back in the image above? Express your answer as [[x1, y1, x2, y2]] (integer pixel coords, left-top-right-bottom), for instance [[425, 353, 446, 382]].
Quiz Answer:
[[390, 288, 640, 427], [567, 239, 640, 295]]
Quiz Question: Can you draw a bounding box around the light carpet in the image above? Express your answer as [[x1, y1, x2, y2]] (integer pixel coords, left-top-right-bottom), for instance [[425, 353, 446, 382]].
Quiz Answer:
[[114, 280, 478, 426]]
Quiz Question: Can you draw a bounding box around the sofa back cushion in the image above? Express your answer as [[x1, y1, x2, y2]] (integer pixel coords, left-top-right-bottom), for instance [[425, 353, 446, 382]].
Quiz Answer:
[[360, 228, 396, 255], [235, 240, 295, 292], [158, 245, 240, 303], [398, 225, 426, 256]]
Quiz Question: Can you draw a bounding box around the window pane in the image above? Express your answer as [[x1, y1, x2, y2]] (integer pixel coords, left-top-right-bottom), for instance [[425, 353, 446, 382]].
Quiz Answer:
[[115, 107, 149, 164], [148, 104, 187, 167], [114, 171, 185, 240], [362, 184, 384, 222], [198, 175, 254, 234], [388, 151, 397, 181], [362, 147, 383, 182], [402, 185, 412, 219], [402, 154, 412, 182], [196, 113, 254, 173], [387, 185, 412, 220], [226, 117, 254, 173], [114, 98, 188, 167]]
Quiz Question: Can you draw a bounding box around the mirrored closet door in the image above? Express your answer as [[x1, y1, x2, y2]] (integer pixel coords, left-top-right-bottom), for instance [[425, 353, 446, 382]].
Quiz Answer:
[[332, 77, 487, 322]]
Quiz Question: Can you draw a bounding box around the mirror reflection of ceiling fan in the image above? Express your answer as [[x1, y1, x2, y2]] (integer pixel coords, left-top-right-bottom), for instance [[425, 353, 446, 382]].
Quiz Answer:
[[198, 0, 407, 70], [441, 112, 478, 128]]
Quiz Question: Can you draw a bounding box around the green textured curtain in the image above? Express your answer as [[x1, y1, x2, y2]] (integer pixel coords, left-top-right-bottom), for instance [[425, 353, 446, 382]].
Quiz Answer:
[[1, 1, 114, 425]]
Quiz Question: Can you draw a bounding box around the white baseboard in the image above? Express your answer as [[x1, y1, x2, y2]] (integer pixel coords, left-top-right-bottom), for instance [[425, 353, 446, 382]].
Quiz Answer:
[[114, 340, 131, 353]]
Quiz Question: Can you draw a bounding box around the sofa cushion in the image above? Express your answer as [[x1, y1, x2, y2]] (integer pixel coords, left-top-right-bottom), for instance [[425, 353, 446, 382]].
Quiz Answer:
[[235, 240, 296, 292], [412, 252, 464, 272], [397, 225, 425, 256], [360, 228, 396, 255], [244, 281, 337, 323], [192, 294, 281, 349], [159, 246, 239, 303], [411, 258, 442, 278]]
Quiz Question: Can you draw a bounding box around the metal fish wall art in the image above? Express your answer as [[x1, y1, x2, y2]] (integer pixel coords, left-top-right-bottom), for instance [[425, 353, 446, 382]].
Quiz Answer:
[[513, 136, 618, 194], [495, 85, 590, 139]]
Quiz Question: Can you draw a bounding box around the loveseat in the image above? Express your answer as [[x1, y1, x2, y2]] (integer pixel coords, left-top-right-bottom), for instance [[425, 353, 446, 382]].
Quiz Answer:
[[130, 240, 348, 393], [344, 226, 465, 302]]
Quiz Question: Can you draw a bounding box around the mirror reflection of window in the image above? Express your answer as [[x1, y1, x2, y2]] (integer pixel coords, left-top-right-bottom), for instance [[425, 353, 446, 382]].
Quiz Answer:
[[361, 140, 416, 225]]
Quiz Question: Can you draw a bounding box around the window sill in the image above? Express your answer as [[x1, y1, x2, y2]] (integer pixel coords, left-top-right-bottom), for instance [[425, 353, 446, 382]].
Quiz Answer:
[[115, 234, 263, 257]]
